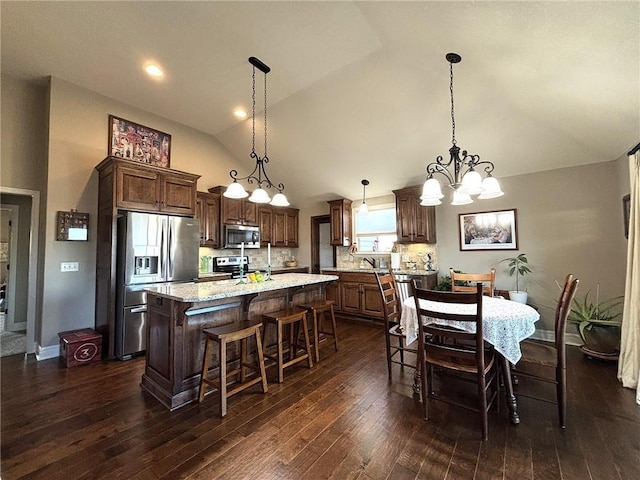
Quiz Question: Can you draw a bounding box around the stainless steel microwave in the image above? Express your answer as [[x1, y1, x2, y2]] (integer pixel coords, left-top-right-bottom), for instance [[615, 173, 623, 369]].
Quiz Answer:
[[224, 224, 260, 249]]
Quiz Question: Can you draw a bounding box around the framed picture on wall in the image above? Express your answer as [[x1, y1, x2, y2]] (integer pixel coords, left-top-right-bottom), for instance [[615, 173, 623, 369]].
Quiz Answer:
[[623, 194, 630, 239], [458, 209, 518, 251], [108, 115, 171, 167]]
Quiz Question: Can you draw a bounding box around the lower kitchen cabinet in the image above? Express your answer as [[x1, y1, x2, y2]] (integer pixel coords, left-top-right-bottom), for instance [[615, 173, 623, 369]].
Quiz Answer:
[[326, 272, 384, 321]]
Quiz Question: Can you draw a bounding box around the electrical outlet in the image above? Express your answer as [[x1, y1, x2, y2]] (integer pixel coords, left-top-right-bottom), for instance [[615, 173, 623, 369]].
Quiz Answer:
[[61, 262, 79, 272]]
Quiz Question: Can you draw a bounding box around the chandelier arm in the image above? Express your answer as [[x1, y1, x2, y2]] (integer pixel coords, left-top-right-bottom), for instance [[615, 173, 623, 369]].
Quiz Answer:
[[426, 157, 455, 185]]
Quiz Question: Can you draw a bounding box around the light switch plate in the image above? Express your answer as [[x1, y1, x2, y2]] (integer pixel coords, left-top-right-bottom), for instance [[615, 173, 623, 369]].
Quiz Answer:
[[61, 262, 79, 272]]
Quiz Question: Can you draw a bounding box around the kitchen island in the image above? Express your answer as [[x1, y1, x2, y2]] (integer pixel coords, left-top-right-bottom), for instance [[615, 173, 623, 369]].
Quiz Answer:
[[141, 273, 338, 410]]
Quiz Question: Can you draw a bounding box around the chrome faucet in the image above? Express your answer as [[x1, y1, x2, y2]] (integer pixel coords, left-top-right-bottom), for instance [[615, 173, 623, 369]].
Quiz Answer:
[[363, 257, 376, 268]]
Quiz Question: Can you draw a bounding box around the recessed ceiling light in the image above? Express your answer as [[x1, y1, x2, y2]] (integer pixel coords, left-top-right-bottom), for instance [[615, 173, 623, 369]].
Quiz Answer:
[[234, 108, 248, 118], [144, 64, 164, 77]]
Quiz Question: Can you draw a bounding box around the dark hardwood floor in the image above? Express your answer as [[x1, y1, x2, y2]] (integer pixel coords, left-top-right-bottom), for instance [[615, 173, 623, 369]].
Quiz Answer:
[[2, 318, 639, 480]]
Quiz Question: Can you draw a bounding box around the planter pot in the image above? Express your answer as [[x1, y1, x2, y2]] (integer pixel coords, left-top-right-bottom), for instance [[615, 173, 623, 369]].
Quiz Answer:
[[509, 291, 528, 304], [581, 325, 620, 361]]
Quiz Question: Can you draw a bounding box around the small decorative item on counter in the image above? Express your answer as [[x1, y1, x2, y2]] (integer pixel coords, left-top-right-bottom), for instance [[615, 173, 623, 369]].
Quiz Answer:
[[372, 239, 379, 252], [391, 243, 398, 253], [285, 256, 298, 267]]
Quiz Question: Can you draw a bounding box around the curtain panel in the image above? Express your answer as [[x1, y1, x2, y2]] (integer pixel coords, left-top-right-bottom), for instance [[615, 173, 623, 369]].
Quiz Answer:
[[617, 146, 640, 400]]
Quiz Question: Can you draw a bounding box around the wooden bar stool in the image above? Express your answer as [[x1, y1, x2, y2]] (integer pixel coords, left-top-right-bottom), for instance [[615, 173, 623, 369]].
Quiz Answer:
[[262, 306, 313, 383], [297, 299, 338, 363], [198, 320, 268, 417]]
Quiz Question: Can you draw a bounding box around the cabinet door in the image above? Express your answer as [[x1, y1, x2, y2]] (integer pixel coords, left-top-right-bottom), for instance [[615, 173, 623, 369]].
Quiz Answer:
[[221, 197, 242, 225], [413, 204, 436, 244], [285, 209, 299, 247], [243, 200, 258, 226], [361, 283, 384, 318], [195, 195, 206, 244], [204, 195, 220, 248], [325, 280, 341, 311], [272, 209, 287, 247], [340, 282, 361, 314], [329, 200, 351, 246], [259, 206, 273, 246], [161, 174, 197, 215], [395, 193, 414, 243], [117, 166, 160, 211]]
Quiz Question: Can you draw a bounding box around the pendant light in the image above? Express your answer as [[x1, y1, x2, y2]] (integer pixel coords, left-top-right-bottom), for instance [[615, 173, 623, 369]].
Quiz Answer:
[[359, 179, 369, 214], [420, 53, 504, 206], [224, 57, 289, 207]]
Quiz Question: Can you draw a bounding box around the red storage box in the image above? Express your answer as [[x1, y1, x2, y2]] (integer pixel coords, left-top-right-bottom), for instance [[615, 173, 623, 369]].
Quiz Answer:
[[59, 329, 102, 367]]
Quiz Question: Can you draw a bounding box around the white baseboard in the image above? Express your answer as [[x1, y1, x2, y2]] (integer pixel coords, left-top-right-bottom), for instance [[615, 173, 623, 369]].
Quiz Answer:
[[35, 343, 60, 361], [530, 329, 582, 347]]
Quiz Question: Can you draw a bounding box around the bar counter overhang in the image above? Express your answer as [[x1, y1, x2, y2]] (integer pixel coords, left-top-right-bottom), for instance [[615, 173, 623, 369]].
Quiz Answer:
[[141, 273, 339, 410]]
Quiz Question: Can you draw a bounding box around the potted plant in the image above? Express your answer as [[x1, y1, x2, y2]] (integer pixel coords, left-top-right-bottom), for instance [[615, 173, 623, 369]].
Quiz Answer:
[[500, 253, 531, 304], [568, 285, 623, 360]]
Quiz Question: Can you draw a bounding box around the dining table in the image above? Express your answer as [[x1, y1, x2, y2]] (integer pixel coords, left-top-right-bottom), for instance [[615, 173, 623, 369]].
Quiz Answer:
[[400, 294, 540, 424]]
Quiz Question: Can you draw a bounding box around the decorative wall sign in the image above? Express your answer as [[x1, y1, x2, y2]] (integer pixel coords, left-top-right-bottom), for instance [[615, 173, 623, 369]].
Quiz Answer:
[[623, 194, 630, 239], [108, 115, 171, 167], [56, 210, 89, 241], [458, 209, 518, 251]]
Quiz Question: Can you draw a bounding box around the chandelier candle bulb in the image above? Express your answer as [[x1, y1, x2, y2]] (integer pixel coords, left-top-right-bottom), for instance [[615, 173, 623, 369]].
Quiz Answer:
[[268, 243, 271, 266]]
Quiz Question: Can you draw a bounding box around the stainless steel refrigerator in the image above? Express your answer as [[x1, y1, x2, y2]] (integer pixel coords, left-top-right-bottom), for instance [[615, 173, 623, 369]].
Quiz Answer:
[[115, 212, 199, 359]]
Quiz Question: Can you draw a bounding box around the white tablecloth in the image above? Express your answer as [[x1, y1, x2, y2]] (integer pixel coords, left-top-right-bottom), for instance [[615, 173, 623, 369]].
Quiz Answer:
[[401, 295, 540, 364]]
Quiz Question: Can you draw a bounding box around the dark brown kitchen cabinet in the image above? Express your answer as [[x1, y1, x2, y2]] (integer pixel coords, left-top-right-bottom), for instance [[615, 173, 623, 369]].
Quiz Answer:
[[258, 206, 273, 246], [208, 186, 258, 227], [328, 199, 352, 246], [94, 157, 200, 358], [195, 191, 220, 248], [336, 272, 384, 320], [393, 185, 436, 244], [273, 207, 299, 247], [97, 156, 199, 216]]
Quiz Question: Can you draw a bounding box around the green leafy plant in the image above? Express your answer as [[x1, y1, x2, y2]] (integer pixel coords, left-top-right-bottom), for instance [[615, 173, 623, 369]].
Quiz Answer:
[[568, 287, 623, 343], [500, 253, 531, 292]]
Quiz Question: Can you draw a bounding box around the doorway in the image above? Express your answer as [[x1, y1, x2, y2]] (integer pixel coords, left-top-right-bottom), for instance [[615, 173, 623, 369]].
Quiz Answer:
[[0, 188, 40, 355], [311, 215, 334, 274]]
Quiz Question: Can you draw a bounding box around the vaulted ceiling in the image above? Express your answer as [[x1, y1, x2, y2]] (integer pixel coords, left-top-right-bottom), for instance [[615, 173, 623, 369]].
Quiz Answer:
[[2, 1, 638, 207]]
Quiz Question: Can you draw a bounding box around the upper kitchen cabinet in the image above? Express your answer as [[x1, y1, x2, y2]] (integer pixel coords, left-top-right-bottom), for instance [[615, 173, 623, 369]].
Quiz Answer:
[[258, 206, 273, 246], [96, 157, 199, 216], [273, 207, 299, 248], [328, 199, 352, 246], [195, 191, 220, 248], [209, 186, 258, 226], [393, 185, 436, 244]]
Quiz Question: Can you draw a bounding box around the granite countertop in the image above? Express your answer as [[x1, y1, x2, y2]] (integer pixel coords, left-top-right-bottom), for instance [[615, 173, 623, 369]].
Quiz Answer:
[[145, 273, 338, 302], [321, 268, 437, 276], [197, 272, 234, 279]]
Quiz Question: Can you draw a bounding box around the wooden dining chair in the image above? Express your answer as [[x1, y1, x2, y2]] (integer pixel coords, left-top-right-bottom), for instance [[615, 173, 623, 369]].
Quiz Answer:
[[413, 281, 499, 441], [375, 272, 417, 379], [512, 274, 579, 428], [450, 268, 496, 297]]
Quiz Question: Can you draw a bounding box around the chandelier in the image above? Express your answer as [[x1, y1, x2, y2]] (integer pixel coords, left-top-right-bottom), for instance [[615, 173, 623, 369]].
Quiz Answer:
[[224, 57, 290, 206], [420, 53, 504, 206]]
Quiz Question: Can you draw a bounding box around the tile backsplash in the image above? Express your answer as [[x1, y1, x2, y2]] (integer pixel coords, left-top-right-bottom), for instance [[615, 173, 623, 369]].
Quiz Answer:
[[336, 243, 437, 271], [199, 246, 297, 272]]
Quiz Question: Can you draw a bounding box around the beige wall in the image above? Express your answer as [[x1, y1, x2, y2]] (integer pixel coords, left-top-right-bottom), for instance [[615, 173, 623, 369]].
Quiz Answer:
[[3, 75, 247, 349], [435, 160, 628, 332]]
